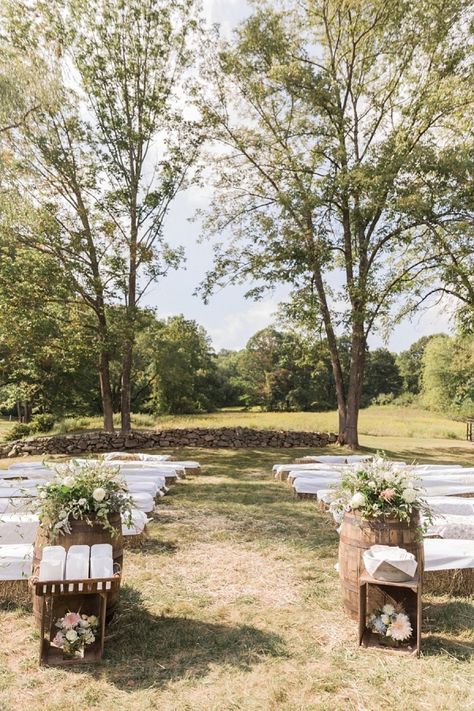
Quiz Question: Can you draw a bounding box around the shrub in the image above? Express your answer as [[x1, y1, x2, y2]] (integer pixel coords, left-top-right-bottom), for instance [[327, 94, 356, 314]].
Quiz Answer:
[[30, 414, 55, 433], [5, 422, 32, 441]]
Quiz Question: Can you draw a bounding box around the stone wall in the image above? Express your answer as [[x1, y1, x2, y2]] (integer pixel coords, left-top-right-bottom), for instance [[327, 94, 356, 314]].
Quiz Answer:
[[0, 427, 338, 458]]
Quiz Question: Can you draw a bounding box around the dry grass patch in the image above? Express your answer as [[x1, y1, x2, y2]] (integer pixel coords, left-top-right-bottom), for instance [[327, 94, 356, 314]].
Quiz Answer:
[[0, 446, 472, 711]]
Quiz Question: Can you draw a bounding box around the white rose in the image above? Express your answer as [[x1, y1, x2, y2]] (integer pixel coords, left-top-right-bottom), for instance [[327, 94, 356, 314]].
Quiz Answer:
[[92, 487, 106, 502], [402, 488, 417, 504], [63, 476, 75, 488], [350, 492, 365, 509], [78, 498, 87, 506], [65, 629, 78, 642], [382, 604, 395, 615], [368, 481, 377, 489]]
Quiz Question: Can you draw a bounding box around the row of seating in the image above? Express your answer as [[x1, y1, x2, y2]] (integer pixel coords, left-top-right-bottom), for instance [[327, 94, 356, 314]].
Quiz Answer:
[[0, 452, 201, 582], [271, 454, 474, 576]]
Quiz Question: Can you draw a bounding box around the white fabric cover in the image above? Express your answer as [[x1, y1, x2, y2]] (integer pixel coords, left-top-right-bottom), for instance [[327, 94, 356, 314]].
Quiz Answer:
[[293, 477, 339, 494], [0, 469, 52, 480], [122, 473, 166, 489], [426, 514, 474, 540], [273, 463, 345, 474], [422, 482, 474, 496], [0, 486, 37, 498], [424, 538, 474, 571], [123, 509, 149, 536], [428, 496, 474, 516], [317, 489, 335, 504], [0, 498, 31, 514], [0, 514, 39, 545], [0, 479, 48, 489], [125, 480, 159, 497], [288, 469, 340, 484], [0, 543, 33, 580], [104, 452, 171, 462], [8, 462, 47, 470], [130, 492, 155, 513]]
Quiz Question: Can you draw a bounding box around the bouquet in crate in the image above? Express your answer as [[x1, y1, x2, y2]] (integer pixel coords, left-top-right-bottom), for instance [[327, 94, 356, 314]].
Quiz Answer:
[[368, 603, 413, 646], [35, 462, 133, 538], [330, 456, 432, 526], [52, 611, 100, 658]]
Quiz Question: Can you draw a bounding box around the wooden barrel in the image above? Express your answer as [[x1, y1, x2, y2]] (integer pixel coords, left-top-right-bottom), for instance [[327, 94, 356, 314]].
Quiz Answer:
[[32, 512, 123, 629], [338, 511, 424, 620]]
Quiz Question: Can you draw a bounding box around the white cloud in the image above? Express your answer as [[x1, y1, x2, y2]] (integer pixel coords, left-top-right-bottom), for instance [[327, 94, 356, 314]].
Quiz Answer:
[[207, 299, 280, 350]]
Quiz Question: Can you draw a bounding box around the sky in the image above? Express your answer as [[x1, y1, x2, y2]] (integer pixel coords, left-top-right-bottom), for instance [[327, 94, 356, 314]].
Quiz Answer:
[[142, 0, 455, 353]]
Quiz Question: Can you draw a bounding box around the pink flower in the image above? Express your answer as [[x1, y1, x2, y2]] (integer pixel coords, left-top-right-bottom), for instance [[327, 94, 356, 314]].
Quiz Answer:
[[52, 632, 65, 647], [62, 612, 81, 629], [379, 488, 396, 502]]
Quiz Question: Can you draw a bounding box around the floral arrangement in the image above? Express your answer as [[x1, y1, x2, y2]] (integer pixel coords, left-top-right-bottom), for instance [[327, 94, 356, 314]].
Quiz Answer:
[[52, 611, 99, 657], [368, 603, 413, 644], [36, 462, 133, 537], [330, 456, 432, 525]]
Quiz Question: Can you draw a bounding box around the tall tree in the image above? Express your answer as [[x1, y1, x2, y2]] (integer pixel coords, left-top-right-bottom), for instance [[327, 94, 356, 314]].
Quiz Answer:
[[199, 0, 472, 447], [4, 0, 202, 432]]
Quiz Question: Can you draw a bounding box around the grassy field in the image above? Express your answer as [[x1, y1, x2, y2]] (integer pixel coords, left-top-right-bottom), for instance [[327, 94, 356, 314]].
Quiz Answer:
[[1, 405, 468, 443], [0, 441, 473, 711]]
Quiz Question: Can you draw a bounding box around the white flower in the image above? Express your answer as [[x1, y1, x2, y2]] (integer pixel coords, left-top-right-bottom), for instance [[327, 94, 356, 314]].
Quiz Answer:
[[381, 614, 390, 625], [65, 629, 78, 642], [63, 476, 75, 488], [388, 613, 412, 641], [350, 492, 365, 509], [78, 498, 87, 506], [382, 604, 395, 615], [39, 491, 47, 499], [368, 481, 377, 488], [402, 488, 417, 504], [58, 510, 67, 519], [92, 487, 106, 502]]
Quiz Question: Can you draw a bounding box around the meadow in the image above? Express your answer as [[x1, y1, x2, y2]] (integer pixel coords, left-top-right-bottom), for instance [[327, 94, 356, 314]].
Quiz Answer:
[[0, 411, 472, 710]]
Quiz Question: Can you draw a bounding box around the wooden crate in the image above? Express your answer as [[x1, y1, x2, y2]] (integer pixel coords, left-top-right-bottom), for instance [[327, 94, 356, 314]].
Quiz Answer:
[[32, 574, 120, 666], [358, 573, 422, 657]]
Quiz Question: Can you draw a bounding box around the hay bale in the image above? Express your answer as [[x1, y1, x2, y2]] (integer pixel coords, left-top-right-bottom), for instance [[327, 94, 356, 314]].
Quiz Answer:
[[122, 528, 149, 548], [0, 579, 31, 608], [294, 491, 318, 500], [423, 568, 474, 596]]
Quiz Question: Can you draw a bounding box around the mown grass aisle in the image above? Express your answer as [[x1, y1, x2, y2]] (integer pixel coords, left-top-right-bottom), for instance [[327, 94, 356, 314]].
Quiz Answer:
[[0, 448, 473, 711]]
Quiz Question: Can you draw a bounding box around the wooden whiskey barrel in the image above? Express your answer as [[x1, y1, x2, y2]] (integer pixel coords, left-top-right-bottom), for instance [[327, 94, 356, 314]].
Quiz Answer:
[[32, 512, 123, 629], [338, 511, 424, 620]]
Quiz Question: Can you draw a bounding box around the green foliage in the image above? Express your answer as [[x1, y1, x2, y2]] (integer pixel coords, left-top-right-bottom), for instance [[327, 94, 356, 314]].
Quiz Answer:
[[397, 336, 440, 395], [362, 349, 403, 406], [36, 463, 133, 539], [30, 413, 55, 433], [147, 315, 220, 414], [199, 0, 473, 445], [4, 422, 31, 440], [422, 334, 474, 416]]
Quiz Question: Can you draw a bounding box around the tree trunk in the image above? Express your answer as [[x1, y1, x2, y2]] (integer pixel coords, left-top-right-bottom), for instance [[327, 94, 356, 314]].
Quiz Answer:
[[120, 340, 133, 434], [98, 349, 115, 432], [97, 313, 114, 432], [341, 325, 366, 449], [120, 233, 137, 435], [312, 269, 347, 439]]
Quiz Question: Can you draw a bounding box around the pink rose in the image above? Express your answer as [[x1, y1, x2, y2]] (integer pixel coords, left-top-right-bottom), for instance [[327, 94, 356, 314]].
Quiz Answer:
[[379, 488, 396, 502], [62, 612, 82, 629]]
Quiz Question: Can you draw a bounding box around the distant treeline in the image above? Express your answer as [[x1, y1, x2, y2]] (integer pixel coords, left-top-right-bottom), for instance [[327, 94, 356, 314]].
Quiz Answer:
[[2, 304, 472, 422]]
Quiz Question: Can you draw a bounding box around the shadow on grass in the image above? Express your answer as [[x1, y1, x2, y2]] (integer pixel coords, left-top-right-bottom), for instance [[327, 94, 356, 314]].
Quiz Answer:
[[158, 478, 339, 552], [422, 600, 474, 660], [99, 585, 287, 689]]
